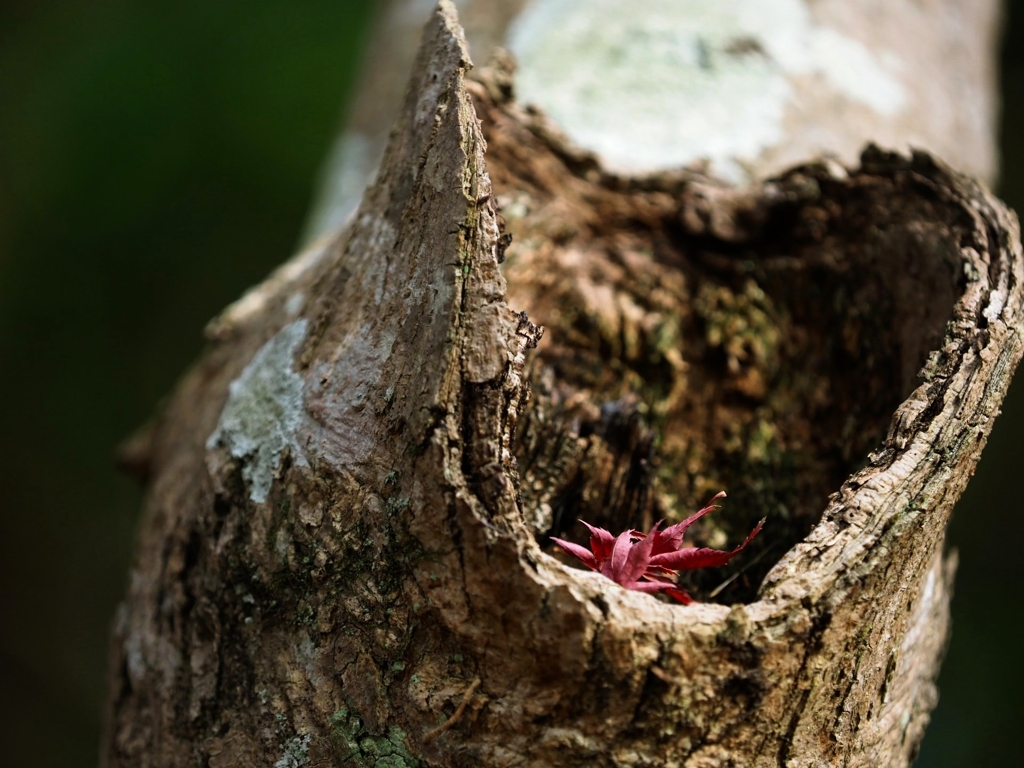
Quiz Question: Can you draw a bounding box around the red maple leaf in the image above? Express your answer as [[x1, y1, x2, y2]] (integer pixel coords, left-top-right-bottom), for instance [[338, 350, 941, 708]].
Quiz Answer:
[[550, 492, 765, 604]]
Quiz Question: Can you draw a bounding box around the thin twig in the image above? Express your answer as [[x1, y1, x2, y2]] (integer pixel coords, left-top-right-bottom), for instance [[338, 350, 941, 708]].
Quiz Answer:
[[708, 542, 778, 598], [422, 677, 481, 743]]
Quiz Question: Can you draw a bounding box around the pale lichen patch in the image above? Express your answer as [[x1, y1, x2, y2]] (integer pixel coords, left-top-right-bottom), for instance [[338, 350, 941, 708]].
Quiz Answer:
[[207, 320, 310, 503], [508, 0, 906, 178], [275, 734, 311, 768]]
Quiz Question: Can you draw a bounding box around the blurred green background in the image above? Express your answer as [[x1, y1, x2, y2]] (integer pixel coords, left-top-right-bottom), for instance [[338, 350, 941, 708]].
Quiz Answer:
[[0, 1, 1020, 765]]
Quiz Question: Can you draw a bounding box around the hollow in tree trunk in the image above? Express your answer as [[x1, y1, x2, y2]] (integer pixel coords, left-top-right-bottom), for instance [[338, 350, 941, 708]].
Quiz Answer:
[[105, 3, 1021, 767]]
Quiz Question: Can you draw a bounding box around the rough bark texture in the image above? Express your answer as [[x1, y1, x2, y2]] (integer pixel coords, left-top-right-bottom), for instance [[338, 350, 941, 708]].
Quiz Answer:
[[106, 4, 1022, 767]]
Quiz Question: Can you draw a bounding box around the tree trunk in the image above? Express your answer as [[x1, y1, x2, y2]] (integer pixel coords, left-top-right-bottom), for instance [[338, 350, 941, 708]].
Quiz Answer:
[[305, 0, 1001, 242], [105, 3, 1021, 767]]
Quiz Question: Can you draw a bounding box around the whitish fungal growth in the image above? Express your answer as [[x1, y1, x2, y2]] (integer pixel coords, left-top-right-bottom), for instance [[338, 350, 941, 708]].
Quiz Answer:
[[274, 734, 311, 768], [207, 319, 309, 502], [508, 0, 906, 178]]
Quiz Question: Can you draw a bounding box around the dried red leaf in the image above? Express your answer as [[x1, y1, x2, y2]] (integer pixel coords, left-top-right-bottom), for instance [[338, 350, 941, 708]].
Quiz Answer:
[[550, 492, 765, 604]]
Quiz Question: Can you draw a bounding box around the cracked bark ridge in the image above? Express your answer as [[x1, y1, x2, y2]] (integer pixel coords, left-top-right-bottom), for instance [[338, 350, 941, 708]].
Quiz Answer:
[[105, 4, 1023, 767]]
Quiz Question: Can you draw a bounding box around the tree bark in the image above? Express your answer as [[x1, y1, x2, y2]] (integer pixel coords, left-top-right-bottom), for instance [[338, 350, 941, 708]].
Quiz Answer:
[[305, 0, 1001, 243], [105, 3, 1022, 767]]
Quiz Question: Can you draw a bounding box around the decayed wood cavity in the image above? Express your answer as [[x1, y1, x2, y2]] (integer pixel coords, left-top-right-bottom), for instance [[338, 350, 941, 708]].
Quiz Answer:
[[471, 69, 969, 603]]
